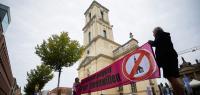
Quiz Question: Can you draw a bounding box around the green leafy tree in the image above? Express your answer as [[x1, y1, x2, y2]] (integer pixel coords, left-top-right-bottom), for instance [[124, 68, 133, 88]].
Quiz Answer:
[[24, 64, 53, 95], [35, 32, 84, 89]]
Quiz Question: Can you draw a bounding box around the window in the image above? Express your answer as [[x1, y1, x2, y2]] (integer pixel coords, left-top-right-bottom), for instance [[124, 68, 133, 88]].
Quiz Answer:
[[103, 30, 107, 38], [118, 86, 123, 91], [100, 11, 104, 19], [131, 82, 137, 93], [87, 50, 90, 54], [88, 32, 91, 42], [89, 13, 91, 20]]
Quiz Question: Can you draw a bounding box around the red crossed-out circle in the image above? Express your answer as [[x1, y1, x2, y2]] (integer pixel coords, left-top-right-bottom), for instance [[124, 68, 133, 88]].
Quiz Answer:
[[122, 49, 156, 81]]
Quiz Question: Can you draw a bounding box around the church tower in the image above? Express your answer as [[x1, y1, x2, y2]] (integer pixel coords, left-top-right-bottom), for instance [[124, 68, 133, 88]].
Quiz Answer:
[[78, 1, 159, 95], [78, 1, 120, 94], [82, 0, 119, 57]]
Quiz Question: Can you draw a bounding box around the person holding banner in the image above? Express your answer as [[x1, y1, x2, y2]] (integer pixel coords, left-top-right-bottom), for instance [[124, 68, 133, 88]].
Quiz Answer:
[[148, 27, 185, 95], [73, 77, 80, 95]]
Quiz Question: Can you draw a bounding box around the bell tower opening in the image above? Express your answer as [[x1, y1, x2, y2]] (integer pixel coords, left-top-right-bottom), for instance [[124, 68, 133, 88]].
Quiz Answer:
[[101, 11, 104, 20], [103, 30, 107, 38], [88, 32, 91, 42]]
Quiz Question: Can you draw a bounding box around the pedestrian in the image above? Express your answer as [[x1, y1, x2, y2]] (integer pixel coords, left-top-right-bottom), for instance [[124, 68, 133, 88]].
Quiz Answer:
[[148, 27, 185, 95], [147, 86, 153, 95], [160, 83, 165, 95], [164, 83, 171, 95], [158, 84, 163, 95], [73, 77, 80, 95]]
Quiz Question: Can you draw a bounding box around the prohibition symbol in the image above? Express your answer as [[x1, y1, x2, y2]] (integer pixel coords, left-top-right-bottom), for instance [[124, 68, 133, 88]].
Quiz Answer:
[[122, 49, 156, 81]]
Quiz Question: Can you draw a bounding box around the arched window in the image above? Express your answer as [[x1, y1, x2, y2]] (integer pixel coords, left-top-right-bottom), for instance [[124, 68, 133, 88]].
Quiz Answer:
[[88, 32, 91, 42], [103, 30, 107, 38], [89, 13, 91, 20], [87, 50, 90, 54], [100, 11, 104, 20]]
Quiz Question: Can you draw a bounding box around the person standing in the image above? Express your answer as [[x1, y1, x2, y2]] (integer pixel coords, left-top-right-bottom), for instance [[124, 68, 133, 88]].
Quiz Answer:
[[160, 83, 165, 95], [158, 84, 163, 95], [148, 27, 185, 95], [73, 77, 80, 95]]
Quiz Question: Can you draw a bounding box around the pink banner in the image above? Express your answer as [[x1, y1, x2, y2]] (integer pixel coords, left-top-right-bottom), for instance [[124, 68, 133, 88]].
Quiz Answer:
[[78, 43, 160, 94]]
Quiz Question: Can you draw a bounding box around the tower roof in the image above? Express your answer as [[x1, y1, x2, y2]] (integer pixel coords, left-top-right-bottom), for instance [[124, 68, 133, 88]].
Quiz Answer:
[[84, 1, 109, 15]]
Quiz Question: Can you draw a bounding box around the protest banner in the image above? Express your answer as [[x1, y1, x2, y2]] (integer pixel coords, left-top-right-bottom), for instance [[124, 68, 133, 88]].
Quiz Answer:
[[78, 43, 160, 94]]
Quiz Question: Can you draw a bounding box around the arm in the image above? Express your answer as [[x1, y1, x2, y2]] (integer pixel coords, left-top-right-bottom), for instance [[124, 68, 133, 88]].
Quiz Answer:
[[148, 35, 162, 47], [148, 40, 157, 47], [148, 40, 155, 47]]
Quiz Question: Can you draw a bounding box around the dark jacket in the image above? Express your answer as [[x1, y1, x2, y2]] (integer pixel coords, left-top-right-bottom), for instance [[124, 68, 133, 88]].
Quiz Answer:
[[150, 31, 178, 67]]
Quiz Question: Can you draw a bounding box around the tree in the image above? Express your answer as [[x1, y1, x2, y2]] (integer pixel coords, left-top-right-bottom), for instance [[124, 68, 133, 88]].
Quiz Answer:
[[35, 32, 84, 89], [24, 64, 53, 95]]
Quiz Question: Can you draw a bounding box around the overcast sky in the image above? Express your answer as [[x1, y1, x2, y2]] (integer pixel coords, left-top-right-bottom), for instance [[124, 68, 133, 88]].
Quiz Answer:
[[1, 0, 200, 92]]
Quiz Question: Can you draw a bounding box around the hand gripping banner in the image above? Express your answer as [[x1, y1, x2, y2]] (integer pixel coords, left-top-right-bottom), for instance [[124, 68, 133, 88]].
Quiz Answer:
[[78, 43, 160, 94]]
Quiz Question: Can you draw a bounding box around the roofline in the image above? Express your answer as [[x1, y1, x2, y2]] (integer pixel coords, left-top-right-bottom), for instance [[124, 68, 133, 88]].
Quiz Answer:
[[84, 1, 109, 15], [77, 54, 114, 70], [84, 35, 121, 49], [113, 38, 138, 52]]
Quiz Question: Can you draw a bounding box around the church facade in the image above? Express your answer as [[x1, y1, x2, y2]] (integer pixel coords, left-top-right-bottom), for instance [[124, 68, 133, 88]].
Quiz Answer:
[[77, 1, 159, 95]]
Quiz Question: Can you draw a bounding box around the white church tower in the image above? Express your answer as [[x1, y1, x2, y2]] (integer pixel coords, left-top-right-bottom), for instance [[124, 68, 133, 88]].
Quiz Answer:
[[78, 1, 120, 94], [82, 0, 119, 56], [78, 1, 159, 95]]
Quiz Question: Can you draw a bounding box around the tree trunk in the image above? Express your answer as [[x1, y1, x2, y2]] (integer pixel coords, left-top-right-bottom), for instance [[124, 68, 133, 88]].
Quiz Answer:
[[57, 68, 62, 95]]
